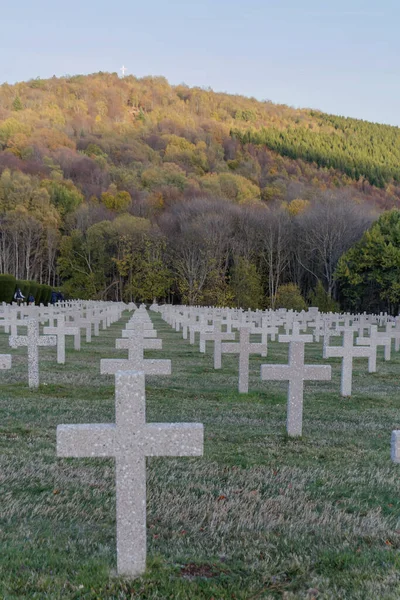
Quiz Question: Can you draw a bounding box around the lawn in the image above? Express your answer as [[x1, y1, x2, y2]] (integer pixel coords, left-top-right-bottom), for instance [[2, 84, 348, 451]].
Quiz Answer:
[[1, 311, 400, 599]]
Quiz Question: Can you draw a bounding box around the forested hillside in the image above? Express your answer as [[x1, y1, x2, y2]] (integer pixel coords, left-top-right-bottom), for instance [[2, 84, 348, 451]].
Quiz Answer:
[[0, 71, 398, 309]]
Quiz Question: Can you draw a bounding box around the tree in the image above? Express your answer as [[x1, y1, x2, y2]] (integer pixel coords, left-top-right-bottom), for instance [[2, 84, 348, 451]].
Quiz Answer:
[[12, 96, 23, 111], [256, 206, 293, 308], [295, 194, 372, 298], [230, 257, 264, 309], [335, 209, 400, 313], [308, 280, 339, 312], [274, 283, 307, 311]]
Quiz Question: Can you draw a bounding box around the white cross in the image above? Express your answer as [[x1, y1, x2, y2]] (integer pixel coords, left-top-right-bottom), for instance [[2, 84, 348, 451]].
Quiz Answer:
[[57, 370, 203, 577], [201, 319, 235, 369], [9, 319, 56, 388], [101, 324, 171, 376], [221, 326, 266, 393], [324, 329, 371, 397], [279, 321, 313, 344], [116, 334, 162, 359], [120, 65, 127, 77], [356, 325, 390, 372], [261, 341, 331, 436], [43, 315, 79, 364], [251, 318, 279, 357]]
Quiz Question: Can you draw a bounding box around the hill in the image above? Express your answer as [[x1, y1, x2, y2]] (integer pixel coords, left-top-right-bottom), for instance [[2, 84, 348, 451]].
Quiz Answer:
[[1, 72, 399, 208], [0, 72, 397, 308]]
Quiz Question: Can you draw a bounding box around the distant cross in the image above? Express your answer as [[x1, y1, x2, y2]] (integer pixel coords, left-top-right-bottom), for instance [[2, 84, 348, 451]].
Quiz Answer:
[[221, 326, 266, 393], [251, 318, 279, 358], [43, 315, 79, 364], [57, 370, 204, 577], [116, 334, 162, 360], [324, 329, 371, 397], [201, 319, 235, 369], [278, 321, 313, 344], [101, 324, 170, 376], [356, 325, 390, 373], [261, 341, 331, 436], [9, 319, 56, 388], [120, 65, 127, 77]]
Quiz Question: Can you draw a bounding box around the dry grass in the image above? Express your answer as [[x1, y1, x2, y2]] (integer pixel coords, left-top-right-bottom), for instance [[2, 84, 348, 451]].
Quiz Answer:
[[1, 312, 400, 598]]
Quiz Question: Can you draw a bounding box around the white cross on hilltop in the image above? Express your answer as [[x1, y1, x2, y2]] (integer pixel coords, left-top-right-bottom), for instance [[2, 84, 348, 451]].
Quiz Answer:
[[120, 65, 127, 77]]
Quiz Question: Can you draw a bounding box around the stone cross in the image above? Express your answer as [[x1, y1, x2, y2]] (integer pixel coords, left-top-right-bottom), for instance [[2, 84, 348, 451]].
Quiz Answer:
[[324, 329, 371, 397], [201, 319, 235, 369], [43, 315, 79, 364], [261, 341, 331, 436], [356, 325, 389, 373], [116, 336, 162, 359], [101, 325, 171, 376], [279, 321, 313, 344], [0, 354, 11, 370], [66, 316, 82, 351], [9, 319, 56, 388], [251, 319, 278, 358], [221, 326, 266, 393], [57, 370, 204, 577]]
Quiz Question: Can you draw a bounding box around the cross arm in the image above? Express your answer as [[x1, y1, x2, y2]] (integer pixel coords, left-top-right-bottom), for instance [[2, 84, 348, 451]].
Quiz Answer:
[[38, 335, 57, 347], [0, 354, 11, 369], [116, 338, 162, 351], [261, 364, 290, 381], [303, 365, 331, 381], [143, 359, 171, 375], [144, 423, 204, 457], [101, 359, 131, 374], [9, 335, 27, 348], [122, 329, 157, 339], [324, 346, 343, 358], [352, 346, 372, 358], [249, 343, 266, 354], [57, 424, 115, 457], [63, 327, 79, 336], [221, 342, 240, 354]]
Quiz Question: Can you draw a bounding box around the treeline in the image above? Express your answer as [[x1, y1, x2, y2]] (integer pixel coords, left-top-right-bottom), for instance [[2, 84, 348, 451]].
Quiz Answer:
[[233, 112, 400, 188], [57, 192, 373, 309], [0, 72, 399, 310]]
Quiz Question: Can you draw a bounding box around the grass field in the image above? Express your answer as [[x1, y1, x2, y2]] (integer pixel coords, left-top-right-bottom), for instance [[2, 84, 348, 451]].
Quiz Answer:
[[1, 311, 400, 599]]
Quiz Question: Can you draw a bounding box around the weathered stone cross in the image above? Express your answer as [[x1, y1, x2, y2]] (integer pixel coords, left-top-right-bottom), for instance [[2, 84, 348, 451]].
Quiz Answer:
[[57, 370, 204, 577], [9, 319, 56, 388], [356, 324, 390, 373], [101, 324, 171, 376], [324, 329, 371, 397], [43, 314, 79, 364], [279, 321, 313, 344], [221, 326, 266, 393], [261, 341, 331, 436], [202, 319, 235, 369]]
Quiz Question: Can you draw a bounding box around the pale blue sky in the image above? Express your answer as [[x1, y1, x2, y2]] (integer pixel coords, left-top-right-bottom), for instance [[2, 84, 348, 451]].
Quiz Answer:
[[2, 0, 399, 125]]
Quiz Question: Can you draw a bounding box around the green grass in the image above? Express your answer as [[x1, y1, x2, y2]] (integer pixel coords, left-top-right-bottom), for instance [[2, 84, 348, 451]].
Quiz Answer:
[[1, 312, 400, 599]]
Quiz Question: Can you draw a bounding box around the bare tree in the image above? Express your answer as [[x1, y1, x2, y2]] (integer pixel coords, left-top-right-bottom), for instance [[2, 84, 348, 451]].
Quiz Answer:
[[295, 192, 374, 297]]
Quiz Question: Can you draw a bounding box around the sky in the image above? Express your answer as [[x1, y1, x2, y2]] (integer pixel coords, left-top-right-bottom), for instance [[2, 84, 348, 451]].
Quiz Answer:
[[1, 0, 399, 125]]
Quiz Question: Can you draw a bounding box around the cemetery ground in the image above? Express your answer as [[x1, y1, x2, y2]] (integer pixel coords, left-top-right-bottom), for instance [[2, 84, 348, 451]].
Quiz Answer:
[[1, 313, 400, 599]]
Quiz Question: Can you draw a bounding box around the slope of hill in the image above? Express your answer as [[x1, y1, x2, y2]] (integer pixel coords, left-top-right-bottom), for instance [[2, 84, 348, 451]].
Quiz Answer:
[[0, 72, 396, 308], [0, 71, 399, 210]]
